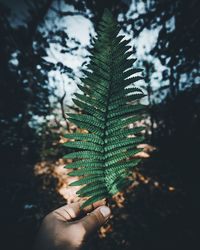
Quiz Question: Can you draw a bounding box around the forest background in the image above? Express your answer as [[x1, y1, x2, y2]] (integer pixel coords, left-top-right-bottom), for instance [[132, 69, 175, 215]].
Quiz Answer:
[[0, 0, 199, 249]]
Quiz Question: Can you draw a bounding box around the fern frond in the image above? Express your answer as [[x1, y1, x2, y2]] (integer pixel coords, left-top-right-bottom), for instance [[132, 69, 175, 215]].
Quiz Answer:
[[63, 9, 147, 208]]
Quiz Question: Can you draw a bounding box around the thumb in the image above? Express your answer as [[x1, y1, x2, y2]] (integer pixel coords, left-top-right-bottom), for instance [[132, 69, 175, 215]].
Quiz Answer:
[[78, 206, 111, 235]]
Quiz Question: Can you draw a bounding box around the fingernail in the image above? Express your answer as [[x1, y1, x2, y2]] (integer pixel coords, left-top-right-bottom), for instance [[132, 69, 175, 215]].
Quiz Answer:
[[99, 206, 111, 218]]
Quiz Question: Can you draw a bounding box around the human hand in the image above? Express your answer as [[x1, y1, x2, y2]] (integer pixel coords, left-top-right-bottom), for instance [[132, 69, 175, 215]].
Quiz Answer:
[[34, 200, 111, 250]]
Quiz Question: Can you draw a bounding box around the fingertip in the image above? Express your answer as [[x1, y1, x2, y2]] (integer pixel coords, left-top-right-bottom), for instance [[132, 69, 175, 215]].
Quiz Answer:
[[79, 205, 111, 235], [93, 199, 106, 208], [81, 199, 106, 213], [99, 206, 111, 219]]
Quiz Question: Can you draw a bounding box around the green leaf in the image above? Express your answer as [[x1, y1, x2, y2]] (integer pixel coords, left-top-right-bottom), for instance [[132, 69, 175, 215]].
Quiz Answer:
[[63, 151, 103, 160], [107, 127, 145, 143], [63, 8, 147, 207], [64, 159, 103, 169], [107, 104, 146, 119], [81, 193, 108, 208], [64, 133, 104, 145], [77, 182, 106, 196], [106, 116, 142, 135], [105, 136, 145, 151], [107, 159, 142, 171], [69, 175, 105, 186], [78, 188, 107, 198], [68, 168, 103, 176], [64, 141, 103, 152], [105, 148, 143, 166], [67, 118, 104, 137]]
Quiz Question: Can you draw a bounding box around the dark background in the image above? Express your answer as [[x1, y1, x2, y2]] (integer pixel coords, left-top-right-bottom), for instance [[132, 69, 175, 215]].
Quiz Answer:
[[0, 0, 200, 249]]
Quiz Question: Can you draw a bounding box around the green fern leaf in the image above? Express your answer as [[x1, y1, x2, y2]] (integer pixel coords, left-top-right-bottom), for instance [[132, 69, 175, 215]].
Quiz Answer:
[[63, 9, 147, 208], [69, 175, 105, 186]]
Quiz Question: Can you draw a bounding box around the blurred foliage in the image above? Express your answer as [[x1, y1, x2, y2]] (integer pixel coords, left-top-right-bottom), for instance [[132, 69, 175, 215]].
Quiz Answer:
[[0, 0, 199, 250]]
